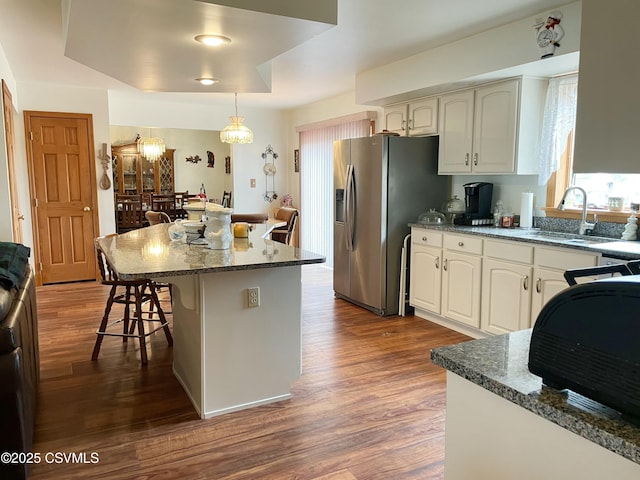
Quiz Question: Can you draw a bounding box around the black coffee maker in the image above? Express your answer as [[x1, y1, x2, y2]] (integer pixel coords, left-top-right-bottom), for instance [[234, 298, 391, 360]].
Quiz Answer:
[[454, 182, 493, 225]]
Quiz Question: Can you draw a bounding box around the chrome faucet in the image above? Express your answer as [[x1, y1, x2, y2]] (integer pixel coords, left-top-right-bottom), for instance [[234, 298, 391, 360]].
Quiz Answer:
[[557, 186, 598, 235]]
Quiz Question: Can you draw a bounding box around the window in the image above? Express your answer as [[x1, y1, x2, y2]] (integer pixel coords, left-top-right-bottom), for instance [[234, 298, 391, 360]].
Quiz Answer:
[[297, 115, 374, 268], [542, 75, 637, 223]]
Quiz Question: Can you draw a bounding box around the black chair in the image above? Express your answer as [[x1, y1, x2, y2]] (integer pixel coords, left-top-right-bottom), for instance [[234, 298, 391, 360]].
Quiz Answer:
[[92, 236, 172, 365], [563, 262, 634, 286]]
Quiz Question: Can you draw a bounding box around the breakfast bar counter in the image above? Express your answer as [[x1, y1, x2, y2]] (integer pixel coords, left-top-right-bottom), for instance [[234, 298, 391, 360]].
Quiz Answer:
[[431, 330, 640, 479], [97, 224, 325, 418]]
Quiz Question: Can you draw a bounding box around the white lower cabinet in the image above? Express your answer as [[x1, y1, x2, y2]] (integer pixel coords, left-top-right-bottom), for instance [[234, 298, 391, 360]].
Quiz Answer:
[[410, 229, 601, 337], [441, 234, 483, 328], [530, 247, 599, 325], [409, 229, 443, 313], [481, 239, 534, 335], [530, 266, 567, 324], [481, 258, 533, 335]]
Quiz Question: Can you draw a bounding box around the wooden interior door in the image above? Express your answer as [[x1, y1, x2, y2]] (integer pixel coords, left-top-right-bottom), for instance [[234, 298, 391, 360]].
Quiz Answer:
[[25, 111, 98, 284], [2, 80, 22, 243]]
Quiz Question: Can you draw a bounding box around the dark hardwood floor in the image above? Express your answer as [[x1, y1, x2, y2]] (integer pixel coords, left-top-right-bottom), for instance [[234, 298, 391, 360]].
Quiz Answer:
[[29, 265, 469, 479]]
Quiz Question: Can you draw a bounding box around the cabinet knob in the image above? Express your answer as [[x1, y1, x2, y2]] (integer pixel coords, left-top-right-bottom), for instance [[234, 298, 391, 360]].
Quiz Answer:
[[523, 275, 529, 291], [458, 241, 464, 247], [464, 153, 469, 166], [435, 256, 440, 269], [535, 278, 541, 293], [401, 120, 406, 131], [473, 153, 478, 166], [422, 236, 428, 242], [443, 258, 448, 271]]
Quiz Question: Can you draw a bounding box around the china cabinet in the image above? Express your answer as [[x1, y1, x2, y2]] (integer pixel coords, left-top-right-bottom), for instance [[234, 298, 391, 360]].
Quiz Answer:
[[111, 142, 175, 194]]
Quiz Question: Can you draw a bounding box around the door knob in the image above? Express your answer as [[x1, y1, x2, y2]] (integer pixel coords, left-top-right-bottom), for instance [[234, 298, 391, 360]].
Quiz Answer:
[[83, 206, 91, 212]]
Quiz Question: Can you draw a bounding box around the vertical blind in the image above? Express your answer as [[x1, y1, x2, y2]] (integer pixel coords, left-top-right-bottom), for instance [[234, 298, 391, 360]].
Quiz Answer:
[[299, 118, 372, 268]]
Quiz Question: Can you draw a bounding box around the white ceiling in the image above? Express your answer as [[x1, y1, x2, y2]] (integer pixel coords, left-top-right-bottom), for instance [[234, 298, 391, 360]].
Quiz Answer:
[[0, 0, 566, 109]]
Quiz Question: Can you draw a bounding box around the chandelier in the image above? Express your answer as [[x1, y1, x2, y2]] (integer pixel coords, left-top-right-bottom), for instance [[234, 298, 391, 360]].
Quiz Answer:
[[137, 132, 166, 161], [220, 93, 254, 144]]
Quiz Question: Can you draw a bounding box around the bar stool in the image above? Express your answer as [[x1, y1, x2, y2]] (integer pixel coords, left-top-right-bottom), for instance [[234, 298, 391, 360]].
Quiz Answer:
[[92, 236, 173, 365]]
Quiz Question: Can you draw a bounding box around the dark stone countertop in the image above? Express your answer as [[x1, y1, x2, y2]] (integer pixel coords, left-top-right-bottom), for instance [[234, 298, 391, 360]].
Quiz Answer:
[[409, 224, 640, 260], [97, 223, 325, 281], [431, 329, 640, 465]]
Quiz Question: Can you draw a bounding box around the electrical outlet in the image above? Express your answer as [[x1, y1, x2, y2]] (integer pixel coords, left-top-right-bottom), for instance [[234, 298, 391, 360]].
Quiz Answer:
[[247, 287, 260, 308]]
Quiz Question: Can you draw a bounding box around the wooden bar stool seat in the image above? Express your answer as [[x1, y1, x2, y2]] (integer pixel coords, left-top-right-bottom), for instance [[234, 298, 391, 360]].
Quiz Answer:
[[92, 236, 173, 365]]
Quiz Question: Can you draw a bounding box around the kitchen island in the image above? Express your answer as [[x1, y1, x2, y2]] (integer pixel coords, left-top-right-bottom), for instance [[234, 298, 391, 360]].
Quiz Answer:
[[431, 330, 640, 479], [97, 223, 325, 418]]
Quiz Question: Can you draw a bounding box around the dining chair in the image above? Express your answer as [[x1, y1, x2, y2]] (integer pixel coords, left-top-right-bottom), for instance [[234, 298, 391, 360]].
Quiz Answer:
[[116, 194, 144, 233], [222, 190, 232, 208], [145, 210, 172, 225], [92, 236, 173, 365], [271, 207, 299, 245], [151, 193, 177, 220], [174, 192, 189, 219]]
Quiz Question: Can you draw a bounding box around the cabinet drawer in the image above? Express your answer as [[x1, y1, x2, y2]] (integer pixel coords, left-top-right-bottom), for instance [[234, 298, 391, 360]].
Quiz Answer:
[[412, 229, 443, 248], [444, 233, 483, 255], [484, 239, 534, 264], [535, 246, 599, 270]]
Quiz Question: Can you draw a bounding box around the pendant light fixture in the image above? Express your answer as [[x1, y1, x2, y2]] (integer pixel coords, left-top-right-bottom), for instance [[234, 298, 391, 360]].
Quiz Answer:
[[220, 93, 254, 144], [137, 129, 166, 161]]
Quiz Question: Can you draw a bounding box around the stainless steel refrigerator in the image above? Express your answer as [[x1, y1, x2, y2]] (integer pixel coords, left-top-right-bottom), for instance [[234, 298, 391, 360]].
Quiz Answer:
[[333, 135, 448, 315]]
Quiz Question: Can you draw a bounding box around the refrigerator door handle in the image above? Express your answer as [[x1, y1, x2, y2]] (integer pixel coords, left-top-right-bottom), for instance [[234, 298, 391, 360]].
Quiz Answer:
[[344, 164, 352, 250], [346, 164, 356, 250]]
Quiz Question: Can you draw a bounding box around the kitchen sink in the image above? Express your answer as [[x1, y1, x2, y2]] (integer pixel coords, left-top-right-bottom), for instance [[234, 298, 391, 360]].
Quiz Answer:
[[519, 231, 614, 245]]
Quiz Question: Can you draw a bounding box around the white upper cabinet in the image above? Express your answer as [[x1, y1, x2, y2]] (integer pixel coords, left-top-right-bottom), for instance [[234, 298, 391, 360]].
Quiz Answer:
[[438, 78, 546, 175], [383, 97, 438, 136]]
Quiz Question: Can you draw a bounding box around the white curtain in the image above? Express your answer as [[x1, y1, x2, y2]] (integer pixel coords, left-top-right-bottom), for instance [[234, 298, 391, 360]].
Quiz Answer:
[[538, 74, 579, 185], [299, 119, 371, 268]]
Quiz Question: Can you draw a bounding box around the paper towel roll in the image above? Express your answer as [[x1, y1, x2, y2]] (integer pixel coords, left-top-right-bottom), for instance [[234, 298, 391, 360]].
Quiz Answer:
[[520, 192, 534, 228]]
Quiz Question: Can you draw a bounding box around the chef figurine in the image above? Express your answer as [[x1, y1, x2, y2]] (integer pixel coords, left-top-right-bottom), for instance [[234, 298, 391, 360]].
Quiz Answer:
[[621, 215, 638, 241], [533, 11, 564, 59]]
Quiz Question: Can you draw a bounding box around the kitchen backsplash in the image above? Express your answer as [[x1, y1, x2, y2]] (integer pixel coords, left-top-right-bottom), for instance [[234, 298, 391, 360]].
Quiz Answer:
[[534, 216, 626, 239]]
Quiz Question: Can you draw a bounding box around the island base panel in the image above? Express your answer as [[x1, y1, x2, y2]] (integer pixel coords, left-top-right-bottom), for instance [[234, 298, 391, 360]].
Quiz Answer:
[[444, 373, 640, 479], [170, 266, 302, 419]]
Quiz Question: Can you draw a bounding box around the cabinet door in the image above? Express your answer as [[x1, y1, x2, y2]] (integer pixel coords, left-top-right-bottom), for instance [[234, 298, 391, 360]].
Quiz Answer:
[[119, 152, 139, 193], [441, 250, 482, 327], [438, 90, 474, 174], [481, 258, 532, 335], [408, 97, 438, 136], [156, 149, 175, 193], [472, 80, 518, 174], [530, 266, 568, 326], [383, 104, 408, 135], [409, 244, 442, 313]]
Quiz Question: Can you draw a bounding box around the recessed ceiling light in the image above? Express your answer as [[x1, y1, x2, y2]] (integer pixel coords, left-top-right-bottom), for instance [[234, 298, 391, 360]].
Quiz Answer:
[[194, 34, 231, 47], [196, 78, 219, 86]]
